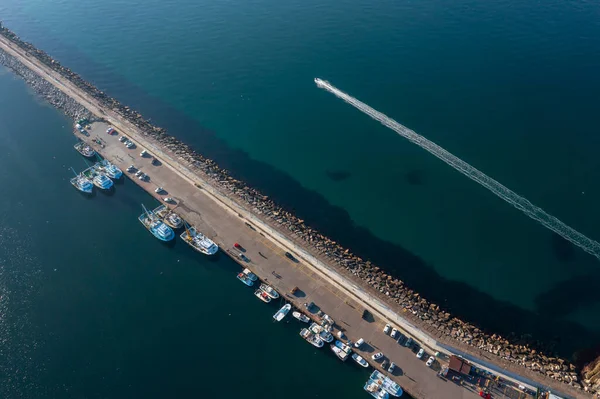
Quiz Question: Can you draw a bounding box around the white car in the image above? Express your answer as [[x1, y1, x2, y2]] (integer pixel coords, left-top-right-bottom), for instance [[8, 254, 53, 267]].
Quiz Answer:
[[354, 338, 365, 348], [383, 324, 391, 334], [391, 328, 398, 339], [416, 348, 425, 359], [426, 356, 435, 367], [372, 352, 383, 361], [388, 362, 396, 373]]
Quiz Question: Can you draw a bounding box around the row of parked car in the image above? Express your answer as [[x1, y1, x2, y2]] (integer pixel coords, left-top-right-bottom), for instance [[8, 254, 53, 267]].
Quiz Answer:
[[383, 323, 435, 367]]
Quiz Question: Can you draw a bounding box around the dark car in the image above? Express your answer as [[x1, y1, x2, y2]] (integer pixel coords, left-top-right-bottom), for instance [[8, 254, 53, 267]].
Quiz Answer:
[[397, 333, 407, 345], [285, 252, 296, 261]]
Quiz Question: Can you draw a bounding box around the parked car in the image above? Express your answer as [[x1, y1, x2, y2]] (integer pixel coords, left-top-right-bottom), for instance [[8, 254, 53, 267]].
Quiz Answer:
[[372, 352, 383, 361], [285, 252, 297, 261], [354, 338, 365, 348], [404, 337, 413, 347], [383, 324, 391, 334], [388, 362, 396, 373], [391, 328, 398, 339], [382, 359, 390, 369], [426, 356, 435, 367], [416, 348, 425, 359], [397, 333, 407, 345]]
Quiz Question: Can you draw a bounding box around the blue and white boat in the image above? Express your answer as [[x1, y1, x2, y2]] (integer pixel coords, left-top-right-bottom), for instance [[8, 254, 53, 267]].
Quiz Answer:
[[69, 167, 93, 194], [330, 339, 352, 361], [364, 380, 389, 399], [139, 204, 175, 242], [273, 304, 291, 322], [92, 173, 114, 190], [100, 160, 123, 179], [309, 322, 334, 343], [352, 353, 369, 368], [237, 272, 254, 286], [369, 371, 402, 397]]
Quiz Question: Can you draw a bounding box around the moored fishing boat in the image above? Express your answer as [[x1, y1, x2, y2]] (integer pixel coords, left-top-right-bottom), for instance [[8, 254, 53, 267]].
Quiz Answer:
[[254, 289, 272, 303], [292, 311, 310, 323], [259, 283, 279, 299], [99, 160, 122, 179], [352, 353, 369, 368], [164, 212, 183, 229], [273, 304, 291, 322], [330, 339, 352, 361], [364, 379, 389, 399], [154, 205, 184, 229], [299, 328, 324, 348], [243, 268, 258, 281], [74, 141, 96, 158], [236, 272, 254, 286], [180, 223, 219, 255], [92, 173, 114, 190], [369, 371, 402, 397], [69, 167, 93, 194], [309, 322, 334, 343], [138, 204, 175, 242]]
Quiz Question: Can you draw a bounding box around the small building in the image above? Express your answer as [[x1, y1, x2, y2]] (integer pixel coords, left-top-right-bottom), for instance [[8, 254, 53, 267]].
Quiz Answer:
[[449, 355, 472, 375]]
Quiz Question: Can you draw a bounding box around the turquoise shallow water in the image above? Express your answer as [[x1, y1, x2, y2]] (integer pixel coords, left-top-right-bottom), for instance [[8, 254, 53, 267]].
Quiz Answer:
[[2, 0, 600, 395]]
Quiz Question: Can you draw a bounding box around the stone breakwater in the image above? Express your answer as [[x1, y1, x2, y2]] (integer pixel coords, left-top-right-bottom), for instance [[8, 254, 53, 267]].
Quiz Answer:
[[0, 24, 594, 396]]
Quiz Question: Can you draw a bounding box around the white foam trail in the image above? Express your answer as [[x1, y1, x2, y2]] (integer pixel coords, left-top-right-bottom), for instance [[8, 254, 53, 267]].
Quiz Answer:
[[315, 78, 600, 260]]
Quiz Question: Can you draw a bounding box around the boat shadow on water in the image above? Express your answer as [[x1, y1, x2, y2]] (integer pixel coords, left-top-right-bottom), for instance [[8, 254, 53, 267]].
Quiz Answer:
[[77, 189, 97, 199], [97, 186, 116, 196]]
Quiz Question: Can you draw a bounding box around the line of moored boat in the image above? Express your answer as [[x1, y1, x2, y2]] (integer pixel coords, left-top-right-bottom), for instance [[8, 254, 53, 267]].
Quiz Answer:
[[71, 137, 219, 256], [235, 265, 401, 398], [69, 158, 122, 193], [138, 204, 219, 255]]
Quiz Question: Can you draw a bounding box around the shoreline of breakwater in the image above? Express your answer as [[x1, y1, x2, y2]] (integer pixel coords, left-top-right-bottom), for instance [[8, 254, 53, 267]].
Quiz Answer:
[[0, 22, 595, 396]]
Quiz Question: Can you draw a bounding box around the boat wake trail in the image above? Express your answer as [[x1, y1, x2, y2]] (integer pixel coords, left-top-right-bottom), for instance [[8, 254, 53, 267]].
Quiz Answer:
[[314, 78, 600, 260]]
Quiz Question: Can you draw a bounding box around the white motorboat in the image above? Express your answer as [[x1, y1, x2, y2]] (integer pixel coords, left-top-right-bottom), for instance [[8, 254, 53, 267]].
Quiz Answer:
[[180, 224, 219, 255], [309, 322, 334, 343], [243, 268, 258, 281], [259, 283, 279, 299], [352, 353, 369, 368], [254, 289, 272, 303], [292, 311, 310, 323], [300, 328, 324, 348], [364, 380, 389, 399], [331, 339, 352, 361], [273, 304, 292, 322]]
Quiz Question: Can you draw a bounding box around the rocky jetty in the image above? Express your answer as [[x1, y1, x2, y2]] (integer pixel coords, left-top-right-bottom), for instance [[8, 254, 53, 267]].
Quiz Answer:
[[0, 23, 594, 396]]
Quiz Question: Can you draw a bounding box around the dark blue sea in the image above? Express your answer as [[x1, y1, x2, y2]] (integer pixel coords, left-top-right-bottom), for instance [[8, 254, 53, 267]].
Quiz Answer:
[[2, 0, 600, 397]]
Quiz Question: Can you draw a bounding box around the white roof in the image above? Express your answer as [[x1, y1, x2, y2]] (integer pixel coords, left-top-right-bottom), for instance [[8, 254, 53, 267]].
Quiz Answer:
[[549, 394, 563, 399]]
